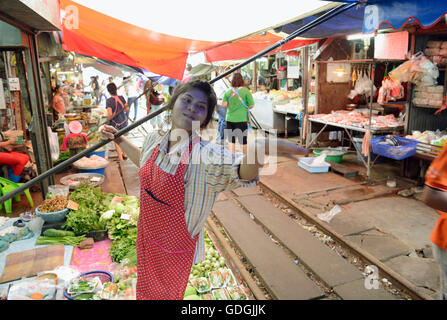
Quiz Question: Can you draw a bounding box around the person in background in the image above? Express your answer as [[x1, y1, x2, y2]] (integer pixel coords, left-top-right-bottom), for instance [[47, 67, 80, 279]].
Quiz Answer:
[[90, 76, 100, 103], [62, 86, 70, 107], [423, 145, 447, 300], [144, 80, 163, 131], [212, 69, 231, 144], [98, 79, 310, 300], [181, 63, 193, 83], [51, 84, 66, 119], [221, 72, 254, 154], [106, 82, 129, 161], [98, 79, 108, 104], [0, 134, 30, 183], [125, 76, 140, 121]]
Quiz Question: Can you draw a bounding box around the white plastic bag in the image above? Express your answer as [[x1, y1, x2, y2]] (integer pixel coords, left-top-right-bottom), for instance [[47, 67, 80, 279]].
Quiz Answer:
[[317, 205, 342, 223], [47, 126, 60, 162], [7, 279, 57, 300]]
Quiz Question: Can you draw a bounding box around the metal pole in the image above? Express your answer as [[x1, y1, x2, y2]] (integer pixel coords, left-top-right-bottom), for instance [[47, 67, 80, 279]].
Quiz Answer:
[[367, 55, 375, 181], [0, 1, 359, 204]]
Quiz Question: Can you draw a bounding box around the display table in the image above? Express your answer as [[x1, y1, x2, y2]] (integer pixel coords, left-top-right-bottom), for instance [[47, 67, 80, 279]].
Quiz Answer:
[[305, 117, 404, 176]]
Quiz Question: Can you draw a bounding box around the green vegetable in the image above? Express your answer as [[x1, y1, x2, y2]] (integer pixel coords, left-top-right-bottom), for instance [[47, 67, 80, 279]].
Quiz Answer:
[[109, 228, 137, 263], [35, 235, 86, 246], [43, 229, 75, 237], [63, 183, 108, 233], [184, 286, 197, 297], [184, 295, 200, 300]]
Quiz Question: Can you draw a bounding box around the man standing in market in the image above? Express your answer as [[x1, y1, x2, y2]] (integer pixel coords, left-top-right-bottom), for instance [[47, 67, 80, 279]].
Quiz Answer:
[[423, 145, 447, 300]]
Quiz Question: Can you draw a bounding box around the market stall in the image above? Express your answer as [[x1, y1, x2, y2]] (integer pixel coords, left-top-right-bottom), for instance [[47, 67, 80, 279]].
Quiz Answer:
[[0, 180, 252, 300]]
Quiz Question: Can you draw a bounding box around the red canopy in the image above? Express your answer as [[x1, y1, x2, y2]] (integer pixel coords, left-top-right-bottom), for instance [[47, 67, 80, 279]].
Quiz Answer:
[[60, 0, 320, 78], [205, 33, 319, 62]]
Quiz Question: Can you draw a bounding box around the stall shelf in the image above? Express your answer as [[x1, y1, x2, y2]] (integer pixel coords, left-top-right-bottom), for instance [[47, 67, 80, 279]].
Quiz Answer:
[[250, 98, 299, 135]]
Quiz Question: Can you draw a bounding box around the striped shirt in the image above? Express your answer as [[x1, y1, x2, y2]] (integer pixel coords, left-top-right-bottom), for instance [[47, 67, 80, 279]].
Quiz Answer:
[[139, 130, 259, 264]]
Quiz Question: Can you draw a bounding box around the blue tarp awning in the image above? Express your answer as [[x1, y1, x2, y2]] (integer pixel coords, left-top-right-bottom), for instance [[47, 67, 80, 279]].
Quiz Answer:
[[278, 0, 447, 38]]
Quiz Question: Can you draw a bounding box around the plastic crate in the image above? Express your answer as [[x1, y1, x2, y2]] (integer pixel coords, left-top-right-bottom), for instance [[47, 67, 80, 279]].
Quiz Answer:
[[75, 229, 107, 242], [370, 136, 419, 160], [298, 157, 330, 173]]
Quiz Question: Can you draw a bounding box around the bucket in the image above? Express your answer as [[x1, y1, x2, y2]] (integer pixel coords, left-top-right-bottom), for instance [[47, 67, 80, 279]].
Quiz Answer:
[[312, 149, 345, 163]]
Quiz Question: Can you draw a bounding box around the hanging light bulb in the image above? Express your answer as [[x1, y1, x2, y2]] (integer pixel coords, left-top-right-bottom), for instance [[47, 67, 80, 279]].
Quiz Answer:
[[334, 65, 347, 77]]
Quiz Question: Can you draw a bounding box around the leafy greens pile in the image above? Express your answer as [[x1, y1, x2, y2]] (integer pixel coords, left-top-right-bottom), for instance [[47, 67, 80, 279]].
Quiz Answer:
[[63, 183, 108, 233], [100, 194, 139, 263]]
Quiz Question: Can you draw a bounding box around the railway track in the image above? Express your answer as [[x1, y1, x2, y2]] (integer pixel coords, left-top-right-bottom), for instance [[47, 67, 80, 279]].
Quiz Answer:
[[208, 183, 431, 300]]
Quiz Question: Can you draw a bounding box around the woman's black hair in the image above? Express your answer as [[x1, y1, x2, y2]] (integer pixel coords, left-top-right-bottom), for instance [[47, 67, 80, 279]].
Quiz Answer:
[[53, 84, 61, 96], [166, 80, 216, 128], [107, 82, 118, 96]]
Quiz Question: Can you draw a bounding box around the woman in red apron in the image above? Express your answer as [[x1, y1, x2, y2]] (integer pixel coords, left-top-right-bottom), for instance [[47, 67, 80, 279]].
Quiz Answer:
[[100, 80, 309, 299]]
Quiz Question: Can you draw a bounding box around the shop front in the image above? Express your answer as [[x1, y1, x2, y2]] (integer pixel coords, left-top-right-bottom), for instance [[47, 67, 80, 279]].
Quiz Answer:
[[0, 0, 61, 195]]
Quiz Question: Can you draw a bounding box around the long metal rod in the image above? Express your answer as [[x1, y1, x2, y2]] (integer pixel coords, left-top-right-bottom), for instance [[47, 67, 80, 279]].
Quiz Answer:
[[0, 1, 358, 205]]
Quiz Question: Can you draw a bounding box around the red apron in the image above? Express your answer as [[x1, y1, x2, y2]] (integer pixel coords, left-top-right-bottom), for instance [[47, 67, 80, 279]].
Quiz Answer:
[[136, 139, 199, 300]]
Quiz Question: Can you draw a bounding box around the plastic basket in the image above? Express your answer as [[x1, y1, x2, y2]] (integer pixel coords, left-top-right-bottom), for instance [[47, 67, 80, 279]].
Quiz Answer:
[[298, 157, 330, 173], [63, 270, 114, 300], [79, 167, 106, 175], [75, 229, 107, 242], [35, 206, 69, 223], [370, 136, 419, 160]]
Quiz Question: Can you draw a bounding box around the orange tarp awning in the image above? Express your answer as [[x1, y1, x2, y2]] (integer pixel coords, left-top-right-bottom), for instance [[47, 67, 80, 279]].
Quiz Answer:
[[60, 0, 320, 78], [60, 0, 222, 79]]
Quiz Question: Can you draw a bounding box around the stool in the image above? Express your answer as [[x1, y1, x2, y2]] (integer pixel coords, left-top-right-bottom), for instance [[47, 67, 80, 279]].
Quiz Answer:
[[0, 176, 34, 214]]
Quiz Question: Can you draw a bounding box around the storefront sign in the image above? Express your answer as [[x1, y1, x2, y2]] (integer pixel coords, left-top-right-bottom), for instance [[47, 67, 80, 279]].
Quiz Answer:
[[374, 31, 409, 60], [8, 78, 20, 91], [287, 55, 300, 79]]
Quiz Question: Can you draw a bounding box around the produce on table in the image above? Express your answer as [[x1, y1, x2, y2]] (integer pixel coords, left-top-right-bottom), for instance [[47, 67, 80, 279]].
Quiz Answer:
[[101, 194, 139, 263], [184, 294, 200, 300], [63, 183, 108, 233], [73, 293, 100, 300], [115, 278, 136, 300], [209, 270, 224, 289], [109, 228, 137, 263], [67, 277, 101, 296], [113, 265, 137, 283], [190, 232, 226, 278], [35, 235, 86, 246], [200, 293, 215, 300], [43, 228, 75, 237], [100, 282, 118, 300], [191, 277, 211, 293], [38, 196, 67, 213], [212, 288, 231, 300], [227, 286, 247, 300], [184, 285, 197, 297], [220, 268, 236, 287]]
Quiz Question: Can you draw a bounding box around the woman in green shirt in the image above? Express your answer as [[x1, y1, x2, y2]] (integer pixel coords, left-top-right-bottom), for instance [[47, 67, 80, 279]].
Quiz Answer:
[[221, 73, 254, 154]]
